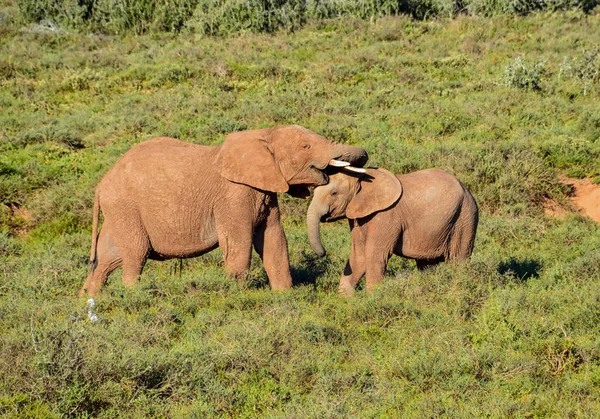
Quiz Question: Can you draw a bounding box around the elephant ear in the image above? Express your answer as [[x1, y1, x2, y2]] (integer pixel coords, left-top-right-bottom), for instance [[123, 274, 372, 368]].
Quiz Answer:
[[216, 130, 289, 193], [346, 168, 402, 219]]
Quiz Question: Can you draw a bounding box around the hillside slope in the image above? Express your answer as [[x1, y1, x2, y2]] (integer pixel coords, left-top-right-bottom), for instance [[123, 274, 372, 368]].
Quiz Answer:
[[1, 12, 600, 417]]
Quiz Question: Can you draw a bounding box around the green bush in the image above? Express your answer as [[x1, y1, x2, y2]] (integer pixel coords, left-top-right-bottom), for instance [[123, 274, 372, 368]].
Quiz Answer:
[[306, 0, 405, 19], [467, 0, 595, 16], [432, 142, 561, 214], [187, 0, 307, 35], [17, 0, 201, 34], [17, 0, 87, 27], [500, 56, 546, 91], [91, 0, 201, 34], [559, 47, 600, 96], [16, 0, 600, 34]]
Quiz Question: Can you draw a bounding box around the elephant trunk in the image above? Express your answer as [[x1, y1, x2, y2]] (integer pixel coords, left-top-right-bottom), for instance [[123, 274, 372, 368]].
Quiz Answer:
[[307, 196, 328, 257], [332, 144, 368, 167]]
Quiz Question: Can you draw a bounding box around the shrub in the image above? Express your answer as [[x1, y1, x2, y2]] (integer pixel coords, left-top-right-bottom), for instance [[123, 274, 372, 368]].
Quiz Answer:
[[576, 108, 600, 142], [90, 0, 201, 34], [306, 0, 462, 20], [187, 0, 307, 35], [17, 0, 201, 34], [306, 0, 404, 19], [500, 56, 546, 91], [467, 0, 594, 16], [559, 47, 600, 96], [16, 0, 599, 34], [17, 0, 88, 27], [538, 134, 600, 178]]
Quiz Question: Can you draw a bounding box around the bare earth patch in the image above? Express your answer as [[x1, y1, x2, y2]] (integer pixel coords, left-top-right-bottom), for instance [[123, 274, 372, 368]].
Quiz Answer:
[[542, 197, 569, 220], [550, 177, 600, 223]]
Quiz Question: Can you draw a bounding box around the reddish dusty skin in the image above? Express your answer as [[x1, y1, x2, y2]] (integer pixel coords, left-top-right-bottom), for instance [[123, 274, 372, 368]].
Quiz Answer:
[[308, 168, 479, 296], [80, 125, 368, 296]]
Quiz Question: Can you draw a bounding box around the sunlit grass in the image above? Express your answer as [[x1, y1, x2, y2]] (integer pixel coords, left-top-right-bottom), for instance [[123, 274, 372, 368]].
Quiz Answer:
[[1, 9, 600, 417]]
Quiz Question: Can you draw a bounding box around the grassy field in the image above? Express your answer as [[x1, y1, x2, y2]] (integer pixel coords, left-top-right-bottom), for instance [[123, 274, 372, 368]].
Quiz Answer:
[[2, 1, 600, 416]]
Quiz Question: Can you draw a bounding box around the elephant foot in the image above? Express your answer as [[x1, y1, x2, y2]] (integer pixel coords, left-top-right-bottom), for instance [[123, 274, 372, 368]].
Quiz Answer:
[[268, 274, 293, 291], [234, 272, 249, 290], [270, 282, 292, 291], [338, 279, 356, 298], [78, 286, 99, 297], [79, 276, 103, 297]]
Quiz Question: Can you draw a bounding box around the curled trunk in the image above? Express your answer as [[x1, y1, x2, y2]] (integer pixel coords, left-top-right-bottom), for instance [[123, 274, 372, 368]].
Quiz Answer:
[[331, 144, 368, 168]]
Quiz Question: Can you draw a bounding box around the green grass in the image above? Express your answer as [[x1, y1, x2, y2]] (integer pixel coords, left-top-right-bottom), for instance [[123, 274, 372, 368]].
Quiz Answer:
[[2, 6, 600, 417]]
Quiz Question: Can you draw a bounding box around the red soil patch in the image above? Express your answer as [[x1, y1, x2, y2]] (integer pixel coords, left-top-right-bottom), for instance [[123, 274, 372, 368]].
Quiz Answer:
[[556, 177, 600, 223]]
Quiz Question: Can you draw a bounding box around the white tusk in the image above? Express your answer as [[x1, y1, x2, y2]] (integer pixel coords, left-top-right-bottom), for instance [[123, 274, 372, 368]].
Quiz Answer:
[[328, 159, 350, 167], [342, 166, 367, 174]]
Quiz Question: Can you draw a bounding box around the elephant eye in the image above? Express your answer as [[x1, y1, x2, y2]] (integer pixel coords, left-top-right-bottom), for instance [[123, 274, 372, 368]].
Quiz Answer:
[[302, 143, 311, 150], [331, 191, 337, 196]]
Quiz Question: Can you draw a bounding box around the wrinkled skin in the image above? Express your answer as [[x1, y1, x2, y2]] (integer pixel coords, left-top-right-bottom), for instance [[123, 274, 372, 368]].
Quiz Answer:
[[307, 168, 478, 297], [79, 125, 368, 296]]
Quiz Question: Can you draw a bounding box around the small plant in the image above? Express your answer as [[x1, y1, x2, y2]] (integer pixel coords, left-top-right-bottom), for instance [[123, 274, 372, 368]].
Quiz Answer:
[[559, 47, 600, 96], [500, 56, 546, 91]]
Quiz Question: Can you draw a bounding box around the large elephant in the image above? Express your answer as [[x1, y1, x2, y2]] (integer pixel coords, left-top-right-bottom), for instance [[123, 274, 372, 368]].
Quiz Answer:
[[79, 125, 368, 296], [307, 168, 478, 296]]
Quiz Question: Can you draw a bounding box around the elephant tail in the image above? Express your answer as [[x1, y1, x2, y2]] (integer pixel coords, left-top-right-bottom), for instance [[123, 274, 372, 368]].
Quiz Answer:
[[89, 189, 101, 268], [449, 187, 479, 260]]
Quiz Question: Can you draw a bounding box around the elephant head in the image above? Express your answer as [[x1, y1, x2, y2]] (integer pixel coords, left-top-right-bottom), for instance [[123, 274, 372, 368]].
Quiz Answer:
[[216, 125, 368, 197], [307, 168, 402, 257]]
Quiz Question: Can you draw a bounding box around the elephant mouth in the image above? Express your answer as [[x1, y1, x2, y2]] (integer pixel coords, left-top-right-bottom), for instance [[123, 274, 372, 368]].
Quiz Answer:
[[314, 167, 329, 184], [287, 185, 311, 199], [286, 167, 326, 198], [306, 165, 330, 186], [321, 212, 344, 223], [285, 166, 328, 198]]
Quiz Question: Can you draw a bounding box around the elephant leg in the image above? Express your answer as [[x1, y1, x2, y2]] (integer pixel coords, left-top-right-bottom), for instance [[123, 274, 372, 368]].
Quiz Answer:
[[364, 240, 393, 293], [252, 206, 293, 291], [105, 215, 150, 288], [218, 226, 253, 287], [79, 225, 122, 296], [362, 222, 394, 292], [338, 223, 366, 297], [365, 252, 390, 292], [121, 249, 148, 287]]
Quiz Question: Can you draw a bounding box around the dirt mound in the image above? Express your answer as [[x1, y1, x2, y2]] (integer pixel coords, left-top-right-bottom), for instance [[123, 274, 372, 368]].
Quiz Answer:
[[553, 177, 600, 223]]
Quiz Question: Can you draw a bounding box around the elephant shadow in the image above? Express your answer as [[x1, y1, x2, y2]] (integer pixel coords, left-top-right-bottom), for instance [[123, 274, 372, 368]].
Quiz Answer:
[[291, 251, 331, 287], [497, 257, 542, 282]]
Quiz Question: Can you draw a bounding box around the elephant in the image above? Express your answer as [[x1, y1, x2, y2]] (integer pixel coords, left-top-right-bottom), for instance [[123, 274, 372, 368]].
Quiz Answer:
[[307, 168, 478, 296], [79, 125, 368, 296]]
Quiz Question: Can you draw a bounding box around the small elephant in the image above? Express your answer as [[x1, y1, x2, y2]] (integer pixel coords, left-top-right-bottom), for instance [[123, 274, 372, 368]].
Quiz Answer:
[[307, 168, 478, 296], [79, 125, 368, 296]]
